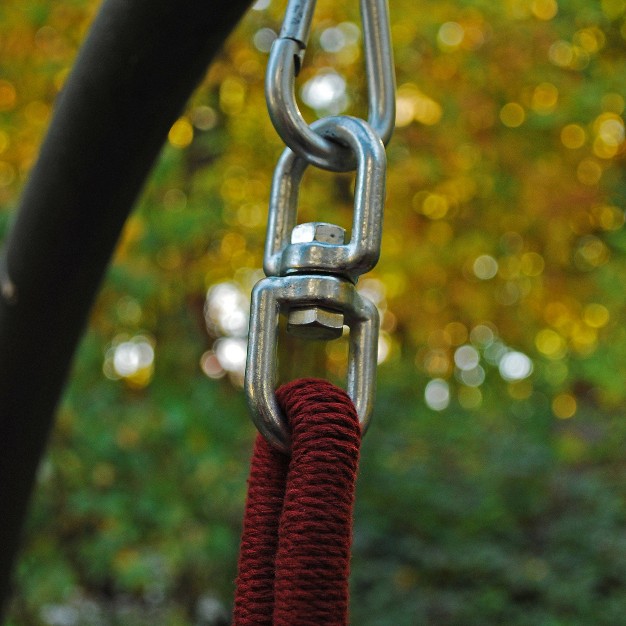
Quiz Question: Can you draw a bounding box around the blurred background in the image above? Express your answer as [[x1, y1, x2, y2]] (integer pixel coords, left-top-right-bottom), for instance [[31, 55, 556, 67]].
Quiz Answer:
[[2, 0, 626, 624]]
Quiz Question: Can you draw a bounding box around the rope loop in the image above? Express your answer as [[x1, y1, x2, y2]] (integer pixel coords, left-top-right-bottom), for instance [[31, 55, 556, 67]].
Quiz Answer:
[[234, 378, 361, 625]]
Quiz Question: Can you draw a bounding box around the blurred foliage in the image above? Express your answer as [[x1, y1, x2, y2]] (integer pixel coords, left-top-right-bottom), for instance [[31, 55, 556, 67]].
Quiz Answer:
[[2, 0, 626, 623]]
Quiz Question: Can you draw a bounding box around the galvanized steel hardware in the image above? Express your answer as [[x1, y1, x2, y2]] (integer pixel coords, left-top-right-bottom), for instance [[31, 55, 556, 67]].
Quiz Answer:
[[246, 274, 379, 453], [263, 116, 386, 283], [245, 0, 395, 451], [266, 0, 396, 172]]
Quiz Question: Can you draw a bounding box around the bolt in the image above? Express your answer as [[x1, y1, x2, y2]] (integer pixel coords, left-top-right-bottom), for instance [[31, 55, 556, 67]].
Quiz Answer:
[[287, 306, 344, 341], [287, 223, 346, 340], [290, 222, 346, 245]]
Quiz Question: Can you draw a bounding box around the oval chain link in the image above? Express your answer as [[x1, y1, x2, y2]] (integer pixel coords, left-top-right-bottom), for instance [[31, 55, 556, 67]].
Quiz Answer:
[[263, 116, 386, 282]]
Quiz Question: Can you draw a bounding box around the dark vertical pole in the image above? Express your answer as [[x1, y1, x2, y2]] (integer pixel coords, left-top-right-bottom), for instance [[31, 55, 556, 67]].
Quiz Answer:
[[0, 0, 252, 610]]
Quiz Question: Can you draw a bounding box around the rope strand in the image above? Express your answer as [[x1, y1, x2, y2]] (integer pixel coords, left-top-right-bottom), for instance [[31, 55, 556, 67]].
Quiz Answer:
[[233, 435, 288, 624]]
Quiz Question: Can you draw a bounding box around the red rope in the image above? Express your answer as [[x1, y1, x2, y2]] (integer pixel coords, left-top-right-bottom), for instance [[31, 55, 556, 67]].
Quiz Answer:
[[233, 378, 361, 626]]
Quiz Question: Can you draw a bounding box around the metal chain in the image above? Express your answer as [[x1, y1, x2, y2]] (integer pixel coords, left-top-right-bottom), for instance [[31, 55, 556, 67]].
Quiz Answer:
[[245, 0, 395, 453]]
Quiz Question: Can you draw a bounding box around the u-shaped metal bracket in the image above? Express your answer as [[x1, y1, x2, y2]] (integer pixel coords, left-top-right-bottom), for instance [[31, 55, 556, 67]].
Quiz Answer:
[[263, 116, 386, 283], [266, 0, 395, 172], [245, 274, 379, 454]]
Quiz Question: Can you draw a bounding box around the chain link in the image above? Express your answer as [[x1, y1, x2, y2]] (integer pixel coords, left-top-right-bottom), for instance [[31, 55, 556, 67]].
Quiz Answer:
[[245, 0, 395, 452], [263, 116, 386, 283]]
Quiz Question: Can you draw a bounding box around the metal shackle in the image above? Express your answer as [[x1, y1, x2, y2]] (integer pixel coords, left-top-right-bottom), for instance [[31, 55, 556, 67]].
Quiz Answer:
[[245, 273, 379, 454], [263, 115, 386, 284], [266, 0, 396, 172]]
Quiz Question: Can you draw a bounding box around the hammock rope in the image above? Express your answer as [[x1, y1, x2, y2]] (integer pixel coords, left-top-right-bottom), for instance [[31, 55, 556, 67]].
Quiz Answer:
[[233, 378, 361, 625]]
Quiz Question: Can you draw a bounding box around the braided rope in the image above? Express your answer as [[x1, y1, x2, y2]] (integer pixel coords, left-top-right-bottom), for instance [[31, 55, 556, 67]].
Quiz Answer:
[[233, 378, 361, 625]]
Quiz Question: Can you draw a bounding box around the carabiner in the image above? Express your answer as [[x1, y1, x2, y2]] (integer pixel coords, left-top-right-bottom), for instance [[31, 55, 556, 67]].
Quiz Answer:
[[266, 0, 396, 172], [245, 273, 379, 454], [277, 0, 317, 58], [263, 115, 386, 283]]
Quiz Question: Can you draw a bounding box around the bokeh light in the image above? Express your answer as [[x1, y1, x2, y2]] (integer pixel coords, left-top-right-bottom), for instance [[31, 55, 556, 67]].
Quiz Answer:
[[552, 393, 577, 419], [168, 118, 193, 149], [454, 345, 480, 371], [204, 282, 249, 337], [103, 335, 156, 388], [253, 28, 276, 53], [301, 70, 348, 115], [214, 337, 247, 375], [498, 351, 533, 382], [473, 255, 498, 280], [437, 22, 464, 49], [500, 103, 525, 128], [424, 378, 450, 411]]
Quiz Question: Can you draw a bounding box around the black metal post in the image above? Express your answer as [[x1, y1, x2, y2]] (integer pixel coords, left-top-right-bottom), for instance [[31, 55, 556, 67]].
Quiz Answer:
[[0, 0, 252, 610]]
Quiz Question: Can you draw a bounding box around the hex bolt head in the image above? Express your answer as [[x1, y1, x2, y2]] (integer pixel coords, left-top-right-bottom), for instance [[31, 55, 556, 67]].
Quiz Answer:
[[287, 306, 345, 341], [287, 222, 346, 340], [291, 222, 346, 245]]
